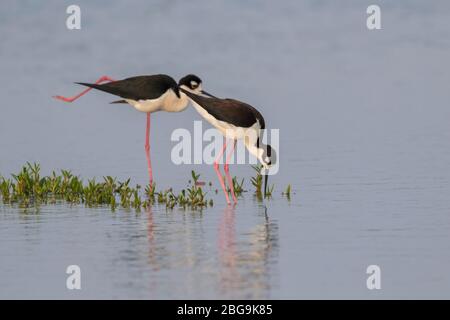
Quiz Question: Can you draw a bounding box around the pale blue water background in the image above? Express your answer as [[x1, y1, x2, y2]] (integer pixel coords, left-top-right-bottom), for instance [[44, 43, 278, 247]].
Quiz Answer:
[[1, 0, 450, 299]]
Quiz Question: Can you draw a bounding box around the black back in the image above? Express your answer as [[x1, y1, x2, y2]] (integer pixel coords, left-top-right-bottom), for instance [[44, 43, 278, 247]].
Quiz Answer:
[[76, 74, 180, 100], [181, 89, 265, 129]]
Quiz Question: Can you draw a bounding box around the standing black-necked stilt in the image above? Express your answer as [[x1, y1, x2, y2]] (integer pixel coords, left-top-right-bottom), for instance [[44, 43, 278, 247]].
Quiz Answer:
[[54, 74, 214, 186], [180, 88, 275, 205]]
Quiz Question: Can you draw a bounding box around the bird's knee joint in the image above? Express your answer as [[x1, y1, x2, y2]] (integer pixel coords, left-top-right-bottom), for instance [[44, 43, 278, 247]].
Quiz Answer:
[[224, 164, 229, 172], [100, 75, 114, 82]]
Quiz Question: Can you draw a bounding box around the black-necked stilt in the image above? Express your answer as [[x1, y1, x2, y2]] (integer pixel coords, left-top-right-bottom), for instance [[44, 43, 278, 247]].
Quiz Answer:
[[54, 74, 213, 186], [180, 88, 274, 204]]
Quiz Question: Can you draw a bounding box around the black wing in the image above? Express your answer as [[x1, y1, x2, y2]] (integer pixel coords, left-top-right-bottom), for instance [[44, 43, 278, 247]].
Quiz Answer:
[[181, 89, 265, 129], [76, 74, 178, 101]]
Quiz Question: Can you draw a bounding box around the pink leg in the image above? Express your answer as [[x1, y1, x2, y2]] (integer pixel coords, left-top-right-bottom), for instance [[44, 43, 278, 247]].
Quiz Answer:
[[145, 113, 153, 186], [53, 75, 115, 102], [224, 140, 237, 203], [214, 139, 230, 205]]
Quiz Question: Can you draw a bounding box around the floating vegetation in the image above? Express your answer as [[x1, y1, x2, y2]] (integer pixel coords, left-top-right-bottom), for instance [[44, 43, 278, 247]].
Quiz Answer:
[[0, 163, 211, 212], [0, 163, 291, 211], [150, 170, 210, 210]]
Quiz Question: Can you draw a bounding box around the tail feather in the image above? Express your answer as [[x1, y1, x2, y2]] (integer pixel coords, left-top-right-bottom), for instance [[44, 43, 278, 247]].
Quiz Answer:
[[75, 82, 124, 97], [75, 82, 102, 88], [110, 100, 127, 104]]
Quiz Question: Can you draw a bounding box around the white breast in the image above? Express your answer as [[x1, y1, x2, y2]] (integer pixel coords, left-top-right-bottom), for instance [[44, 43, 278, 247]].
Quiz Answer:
[[126, 90, 189, 113]]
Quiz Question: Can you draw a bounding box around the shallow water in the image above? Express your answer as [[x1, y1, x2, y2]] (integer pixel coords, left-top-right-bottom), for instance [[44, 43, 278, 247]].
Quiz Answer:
[[1, 0, 450, 299]]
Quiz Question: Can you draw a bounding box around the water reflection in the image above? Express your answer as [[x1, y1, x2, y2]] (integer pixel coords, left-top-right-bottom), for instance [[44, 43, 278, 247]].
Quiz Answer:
[[217, 205, 279, 299], [146, 206, 157, 270], [218, 205, 238, 292], [141, 204, 278, 298]]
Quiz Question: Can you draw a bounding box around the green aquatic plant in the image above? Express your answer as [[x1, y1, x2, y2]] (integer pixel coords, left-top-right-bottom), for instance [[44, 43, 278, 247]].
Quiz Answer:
[[0, 176, 12, 202], [0, 163, 212, 212], [251, 164, 263, 199], [155, 170, 210, 210], [143, 170, 210, 210], [132, 186, 142, 211], [0, 163, 288, 210], [265, 184, 275, 198], [282, 184, 292, 200], [228, 176, 245, 197], [181, 170, 209, 209], [144, 183, 156, 203], [191, 170, 200, 185], [251, 164, 274, 200]]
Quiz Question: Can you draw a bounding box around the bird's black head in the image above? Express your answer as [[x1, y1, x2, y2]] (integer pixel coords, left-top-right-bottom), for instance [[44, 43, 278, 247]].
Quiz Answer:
[[257, 138, 276, 169], [178, 74, 202, 91], [178, 74, 216, 98], [262, 144, 276, 168], [260, 143, 277, 198]]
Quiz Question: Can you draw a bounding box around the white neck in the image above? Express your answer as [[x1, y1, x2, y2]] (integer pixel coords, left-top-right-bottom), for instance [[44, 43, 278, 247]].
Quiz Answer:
[[163, 90, 189, 112], [244, 137, 269, 169]]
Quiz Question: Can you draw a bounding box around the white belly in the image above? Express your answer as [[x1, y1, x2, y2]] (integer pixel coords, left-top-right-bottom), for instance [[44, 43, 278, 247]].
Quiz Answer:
[[126, 90, 189, 113]]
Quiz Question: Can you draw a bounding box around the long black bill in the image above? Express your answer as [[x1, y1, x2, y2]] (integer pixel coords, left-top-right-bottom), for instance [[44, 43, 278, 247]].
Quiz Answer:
[[201, 90, 217, 98], [264, 174, 268, 198]]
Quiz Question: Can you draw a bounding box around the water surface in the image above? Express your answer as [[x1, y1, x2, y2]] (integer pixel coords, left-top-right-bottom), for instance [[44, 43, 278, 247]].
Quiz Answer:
[[1, 0, 450, 299]]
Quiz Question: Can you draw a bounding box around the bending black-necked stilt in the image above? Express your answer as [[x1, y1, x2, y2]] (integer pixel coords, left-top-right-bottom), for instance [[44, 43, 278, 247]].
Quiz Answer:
[[180, 88, 274, 205], [54, 74, 214, 186]]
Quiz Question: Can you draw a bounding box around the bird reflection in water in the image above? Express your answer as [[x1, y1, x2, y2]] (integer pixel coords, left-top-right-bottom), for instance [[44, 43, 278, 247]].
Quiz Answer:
[[218, 205, 279, 299], [218, 205, 238, 284], [143, 204, 278, 298]]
